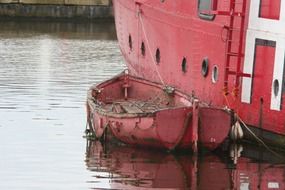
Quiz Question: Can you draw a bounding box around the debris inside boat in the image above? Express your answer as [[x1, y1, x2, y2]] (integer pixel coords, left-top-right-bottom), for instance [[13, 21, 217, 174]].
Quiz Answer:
[[86, 71, 234, 152]]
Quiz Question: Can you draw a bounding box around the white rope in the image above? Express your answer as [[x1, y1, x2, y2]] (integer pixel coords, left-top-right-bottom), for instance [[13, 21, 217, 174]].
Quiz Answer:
[[138, 10, 165, 85]]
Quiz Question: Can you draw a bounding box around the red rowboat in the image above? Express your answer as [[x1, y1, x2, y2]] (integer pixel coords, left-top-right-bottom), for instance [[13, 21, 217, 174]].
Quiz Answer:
[[86, 72, 232, 150]]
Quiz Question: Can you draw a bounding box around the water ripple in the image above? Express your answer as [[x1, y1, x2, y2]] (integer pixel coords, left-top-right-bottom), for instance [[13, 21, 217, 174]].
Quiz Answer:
[[0, 20, 125, 190]]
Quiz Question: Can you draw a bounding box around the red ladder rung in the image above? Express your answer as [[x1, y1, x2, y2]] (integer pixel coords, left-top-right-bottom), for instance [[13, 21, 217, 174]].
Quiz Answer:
[[226, 52, 244, 57], [227, 52, 239, 56], [212, 11, 244, 17], [226, 39, 239, 43], [224, 26, 242, 31], [227, 71, 251, 77]]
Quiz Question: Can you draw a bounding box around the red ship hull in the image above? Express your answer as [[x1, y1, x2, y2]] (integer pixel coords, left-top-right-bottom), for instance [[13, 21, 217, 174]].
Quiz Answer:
[[111, 0, 285, 149], [87, 73, 232, 150]]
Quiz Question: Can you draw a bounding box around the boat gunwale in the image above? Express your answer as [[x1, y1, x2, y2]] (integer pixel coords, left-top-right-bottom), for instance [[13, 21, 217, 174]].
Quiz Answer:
[[87, 73, 193, 119]]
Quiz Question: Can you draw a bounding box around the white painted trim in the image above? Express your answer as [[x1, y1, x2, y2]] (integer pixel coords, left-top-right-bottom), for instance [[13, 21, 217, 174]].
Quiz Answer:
[[242, 0, 285, 111]]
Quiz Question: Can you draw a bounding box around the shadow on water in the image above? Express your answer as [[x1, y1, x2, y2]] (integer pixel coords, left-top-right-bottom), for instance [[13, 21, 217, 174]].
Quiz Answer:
[[85, 140, 285, 189]]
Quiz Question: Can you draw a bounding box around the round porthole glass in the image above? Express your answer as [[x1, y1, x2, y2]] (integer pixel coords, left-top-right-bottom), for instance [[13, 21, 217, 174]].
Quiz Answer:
[[156, 48, 160, 64], [128, 34, 132, 50], [201, 57, 209, 77], [212, 65, 218, 83], [181, 57, 187, 73], [141, 42, 145, 56], [273, 79, 279, 97]]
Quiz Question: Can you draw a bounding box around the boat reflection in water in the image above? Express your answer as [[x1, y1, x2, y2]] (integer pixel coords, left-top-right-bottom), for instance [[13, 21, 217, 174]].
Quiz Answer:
[[85, 141, 285, 190]]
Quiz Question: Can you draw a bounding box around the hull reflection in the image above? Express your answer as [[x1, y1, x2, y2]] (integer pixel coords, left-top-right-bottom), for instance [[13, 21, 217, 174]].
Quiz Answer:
[[86, 141, 285, 189], [86, 141, 193, 189]]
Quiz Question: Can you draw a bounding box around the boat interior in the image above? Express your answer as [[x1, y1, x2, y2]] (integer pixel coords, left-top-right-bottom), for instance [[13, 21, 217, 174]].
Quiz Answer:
[[89, 74, 192, 115]]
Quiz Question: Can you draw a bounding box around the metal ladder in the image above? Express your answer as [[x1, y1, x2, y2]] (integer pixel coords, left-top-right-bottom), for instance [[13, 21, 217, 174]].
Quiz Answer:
[[212, 0, 251, 96]]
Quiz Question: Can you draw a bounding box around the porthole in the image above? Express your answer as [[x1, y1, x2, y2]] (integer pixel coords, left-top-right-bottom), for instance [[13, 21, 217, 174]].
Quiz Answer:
[[273, 79, 279, 97], [141, 42, 145, 56], [156, 48, 160, 64], [181, 57, 187, 73], [201, 57, 209, 77], [212, 65, 218, 83], [128, 34, 132, 50], [198, 0, 216, 21]]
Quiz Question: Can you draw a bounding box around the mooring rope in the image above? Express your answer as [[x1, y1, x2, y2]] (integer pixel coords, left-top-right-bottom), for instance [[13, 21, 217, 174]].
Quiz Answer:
[[236, 114, 285, 160], [138, 10, 166, 86]]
